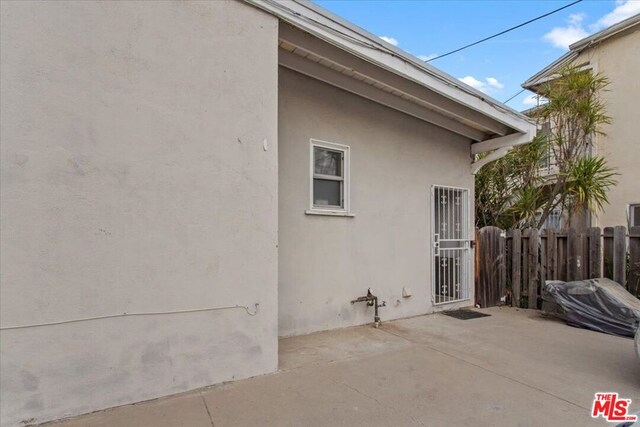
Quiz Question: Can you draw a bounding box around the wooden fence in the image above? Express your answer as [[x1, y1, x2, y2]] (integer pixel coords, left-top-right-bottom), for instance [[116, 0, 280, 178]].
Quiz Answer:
[[475, 226, 640, 309]]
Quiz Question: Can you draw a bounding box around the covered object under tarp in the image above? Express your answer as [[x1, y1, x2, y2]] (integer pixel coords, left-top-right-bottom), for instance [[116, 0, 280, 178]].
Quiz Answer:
[[542, 278, 640, 337]]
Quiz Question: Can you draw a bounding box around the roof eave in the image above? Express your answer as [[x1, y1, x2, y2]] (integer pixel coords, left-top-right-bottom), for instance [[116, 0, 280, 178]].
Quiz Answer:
[[244, 0, 536, 138], [522, 14, 640, 91]]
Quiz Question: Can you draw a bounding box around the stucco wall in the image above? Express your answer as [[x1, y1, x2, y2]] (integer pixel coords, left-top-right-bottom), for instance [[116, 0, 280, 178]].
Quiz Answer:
[[278, 67, 474, 337], [581, 29, 640, 227], [593, 30, 640, 227], [0, 1, 278, 426]]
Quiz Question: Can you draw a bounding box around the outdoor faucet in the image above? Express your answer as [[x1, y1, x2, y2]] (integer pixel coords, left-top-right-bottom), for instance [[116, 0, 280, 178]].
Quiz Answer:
[[351, 288, 386, 328]]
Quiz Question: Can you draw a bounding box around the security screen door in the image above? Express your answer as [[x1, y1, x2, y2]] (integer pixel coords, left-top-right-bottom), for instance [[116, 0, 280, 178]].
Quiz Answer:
[[431, 185, 471, 304]]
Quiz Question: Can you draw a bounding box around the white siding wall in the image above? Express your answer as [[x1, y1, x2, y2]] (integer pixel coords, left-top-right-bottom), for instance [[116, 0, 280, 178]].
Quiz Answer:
[[0, 2, 279, 425], [278, 67, 474, 337]]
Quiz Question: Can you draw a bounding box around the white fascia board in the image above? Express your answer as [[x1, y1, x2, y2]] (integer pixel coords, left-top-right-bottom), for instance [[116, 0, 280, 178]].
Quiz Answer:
[[522, 52, 578, 90], [245, 0, 536, 137], [523, 15, 639, 90], [570, 14, 640, 50]]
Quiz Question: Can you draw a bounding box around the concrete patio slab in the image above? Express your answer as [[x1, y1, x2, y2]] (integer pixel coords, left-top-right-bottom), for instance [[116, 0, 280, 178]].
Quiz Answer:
[[384, 306, 640, 412], [42, 307, 640, 427], [42, 393, 213, 427]]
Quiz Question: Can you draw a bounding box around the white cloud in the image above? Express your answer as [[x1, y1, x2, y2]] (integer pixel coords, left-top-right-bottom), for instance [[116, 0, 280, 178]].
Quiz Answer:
[[458, 76, 505, 94], [379, 36, 399, 46], [418, 54, 437, 61], [543, 13, 589, 49], [459, 76, 486, 91], [522, 94, 547, 107], [542, 2, 640, 50], [486, 77, 504, 89], [569, 12, 586, 26], [522, 94, 539, 106], [591, 0, 640, 31]]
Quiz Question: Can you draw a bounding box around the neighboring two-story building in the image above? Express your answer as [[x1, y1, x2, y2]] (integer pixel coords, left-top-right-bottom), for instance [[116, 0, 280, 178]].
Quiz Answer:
[[522, 14, 640, 229]]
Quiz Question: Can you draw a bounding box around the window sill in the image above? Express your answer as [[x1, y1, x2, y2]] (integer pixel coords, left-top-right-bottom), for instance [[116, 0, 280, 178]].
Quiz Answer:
[[305, 210, 355, 218]]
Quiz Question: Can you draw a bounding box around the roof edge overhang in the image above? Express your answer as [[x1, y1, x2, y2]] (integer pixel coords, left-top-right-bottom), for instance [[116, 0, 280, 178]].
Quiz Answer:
[[244, 0, 536, 147], [522, 14, 640, 90]]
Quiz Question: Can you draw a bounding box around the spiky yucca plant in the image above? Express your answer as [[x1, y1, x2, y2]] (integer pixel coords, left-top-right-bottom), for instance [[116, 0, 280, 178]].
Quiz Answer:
[[474, 65, 618, 229], [566, 156, 618, 214]]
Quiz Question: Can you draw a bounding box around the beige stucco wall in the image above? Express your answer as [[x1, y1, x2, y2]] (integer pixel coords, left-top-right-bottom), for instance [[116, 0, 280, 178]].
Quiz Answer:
[[575, 29, 640, 227], [0, 1, 278, 426], [278, 67, 475, 337]]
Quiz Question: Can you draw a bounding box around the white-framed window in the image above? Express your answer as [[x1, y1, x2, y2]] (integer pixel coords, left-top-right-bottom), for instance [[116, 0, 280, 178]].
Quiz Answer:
[[306, 139, 352, 217], [629, 203, 640, 228]]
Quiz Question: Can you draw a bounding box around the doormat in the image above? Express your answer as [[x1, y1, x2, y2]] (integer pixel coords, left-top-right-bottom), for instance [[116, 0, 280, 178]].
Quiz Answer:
[[441, 310, 491, 320]]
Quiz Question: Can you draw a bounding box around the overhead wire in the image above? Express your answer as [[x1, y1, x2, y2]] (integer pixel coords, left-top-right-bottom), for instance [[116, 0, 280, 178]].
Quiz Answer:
[[503, 88, 526, 104], [426, 0, 584, 62]]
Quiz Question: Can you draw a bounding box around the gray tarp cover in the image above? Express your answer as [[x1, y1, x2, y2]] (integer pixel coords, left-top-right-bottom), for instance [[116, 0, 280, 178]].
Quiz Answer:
[[542, 278, 640, 337]]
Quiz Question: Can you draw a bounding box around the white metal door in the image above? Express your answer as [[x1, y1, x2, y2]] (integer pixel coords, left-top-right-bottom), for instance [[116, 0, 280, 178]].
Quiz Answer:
[[431, 185, 471, 305]]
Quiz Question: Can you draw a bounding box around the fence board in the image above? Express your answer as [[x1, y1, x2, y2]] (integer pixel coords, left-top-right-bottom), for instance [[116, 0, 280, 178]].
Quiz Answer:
[[613, 226, 627, 286], [546, 229, 557, 280], [528, 228, 539, 309], [540, 230, 547, 291], [506, 231, 513, 305], [603, 227, 614, 279], [499, 229, 506, 305], [567, 228, 579, 281], [588, 227, 601, 279], [511, 229, 522, 308], [557, 233, 567, 282], [522, 229, 530, 308], [629, 226, 640, 297]]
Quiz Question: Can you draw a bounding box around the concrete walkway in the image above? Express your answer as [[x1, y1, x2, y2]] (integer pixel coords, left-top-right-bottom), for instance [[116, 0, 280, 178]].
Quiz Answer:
[[45, 307, 639, 426]]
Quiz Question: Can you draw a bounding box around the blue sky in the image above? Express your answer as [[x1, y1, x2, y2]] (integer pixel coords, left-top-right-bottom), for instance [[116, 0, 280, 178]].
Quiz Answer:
[[312, 0, 640, 110]]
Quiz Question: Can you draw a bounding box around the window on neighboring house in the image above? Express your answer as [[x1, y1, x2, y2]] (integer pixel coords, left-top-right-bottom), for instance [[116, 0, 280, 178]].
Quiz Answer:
[[629, 204, 640, 227], [309, 139, 350, 214], [540, 208, 563, 231]]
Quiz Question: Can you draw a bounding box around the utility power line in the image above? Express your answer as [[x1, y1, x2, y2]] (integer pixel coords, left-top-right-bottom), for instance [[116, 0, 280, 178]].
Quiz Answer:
[[503, 88, 526, 104], [427, 0, 583, 62]]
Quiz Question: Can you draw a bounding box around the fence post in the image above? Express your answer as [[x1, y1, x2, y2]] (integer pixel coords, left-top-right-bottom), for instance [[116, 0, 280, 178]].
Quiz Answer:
[[512, 229, 522, 308], [603, 227, 614, 279], [629, 226, 640, 297], [528, 228, 539, 309], [588, 227, 601, 279], [613, 225, 626, 286]]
